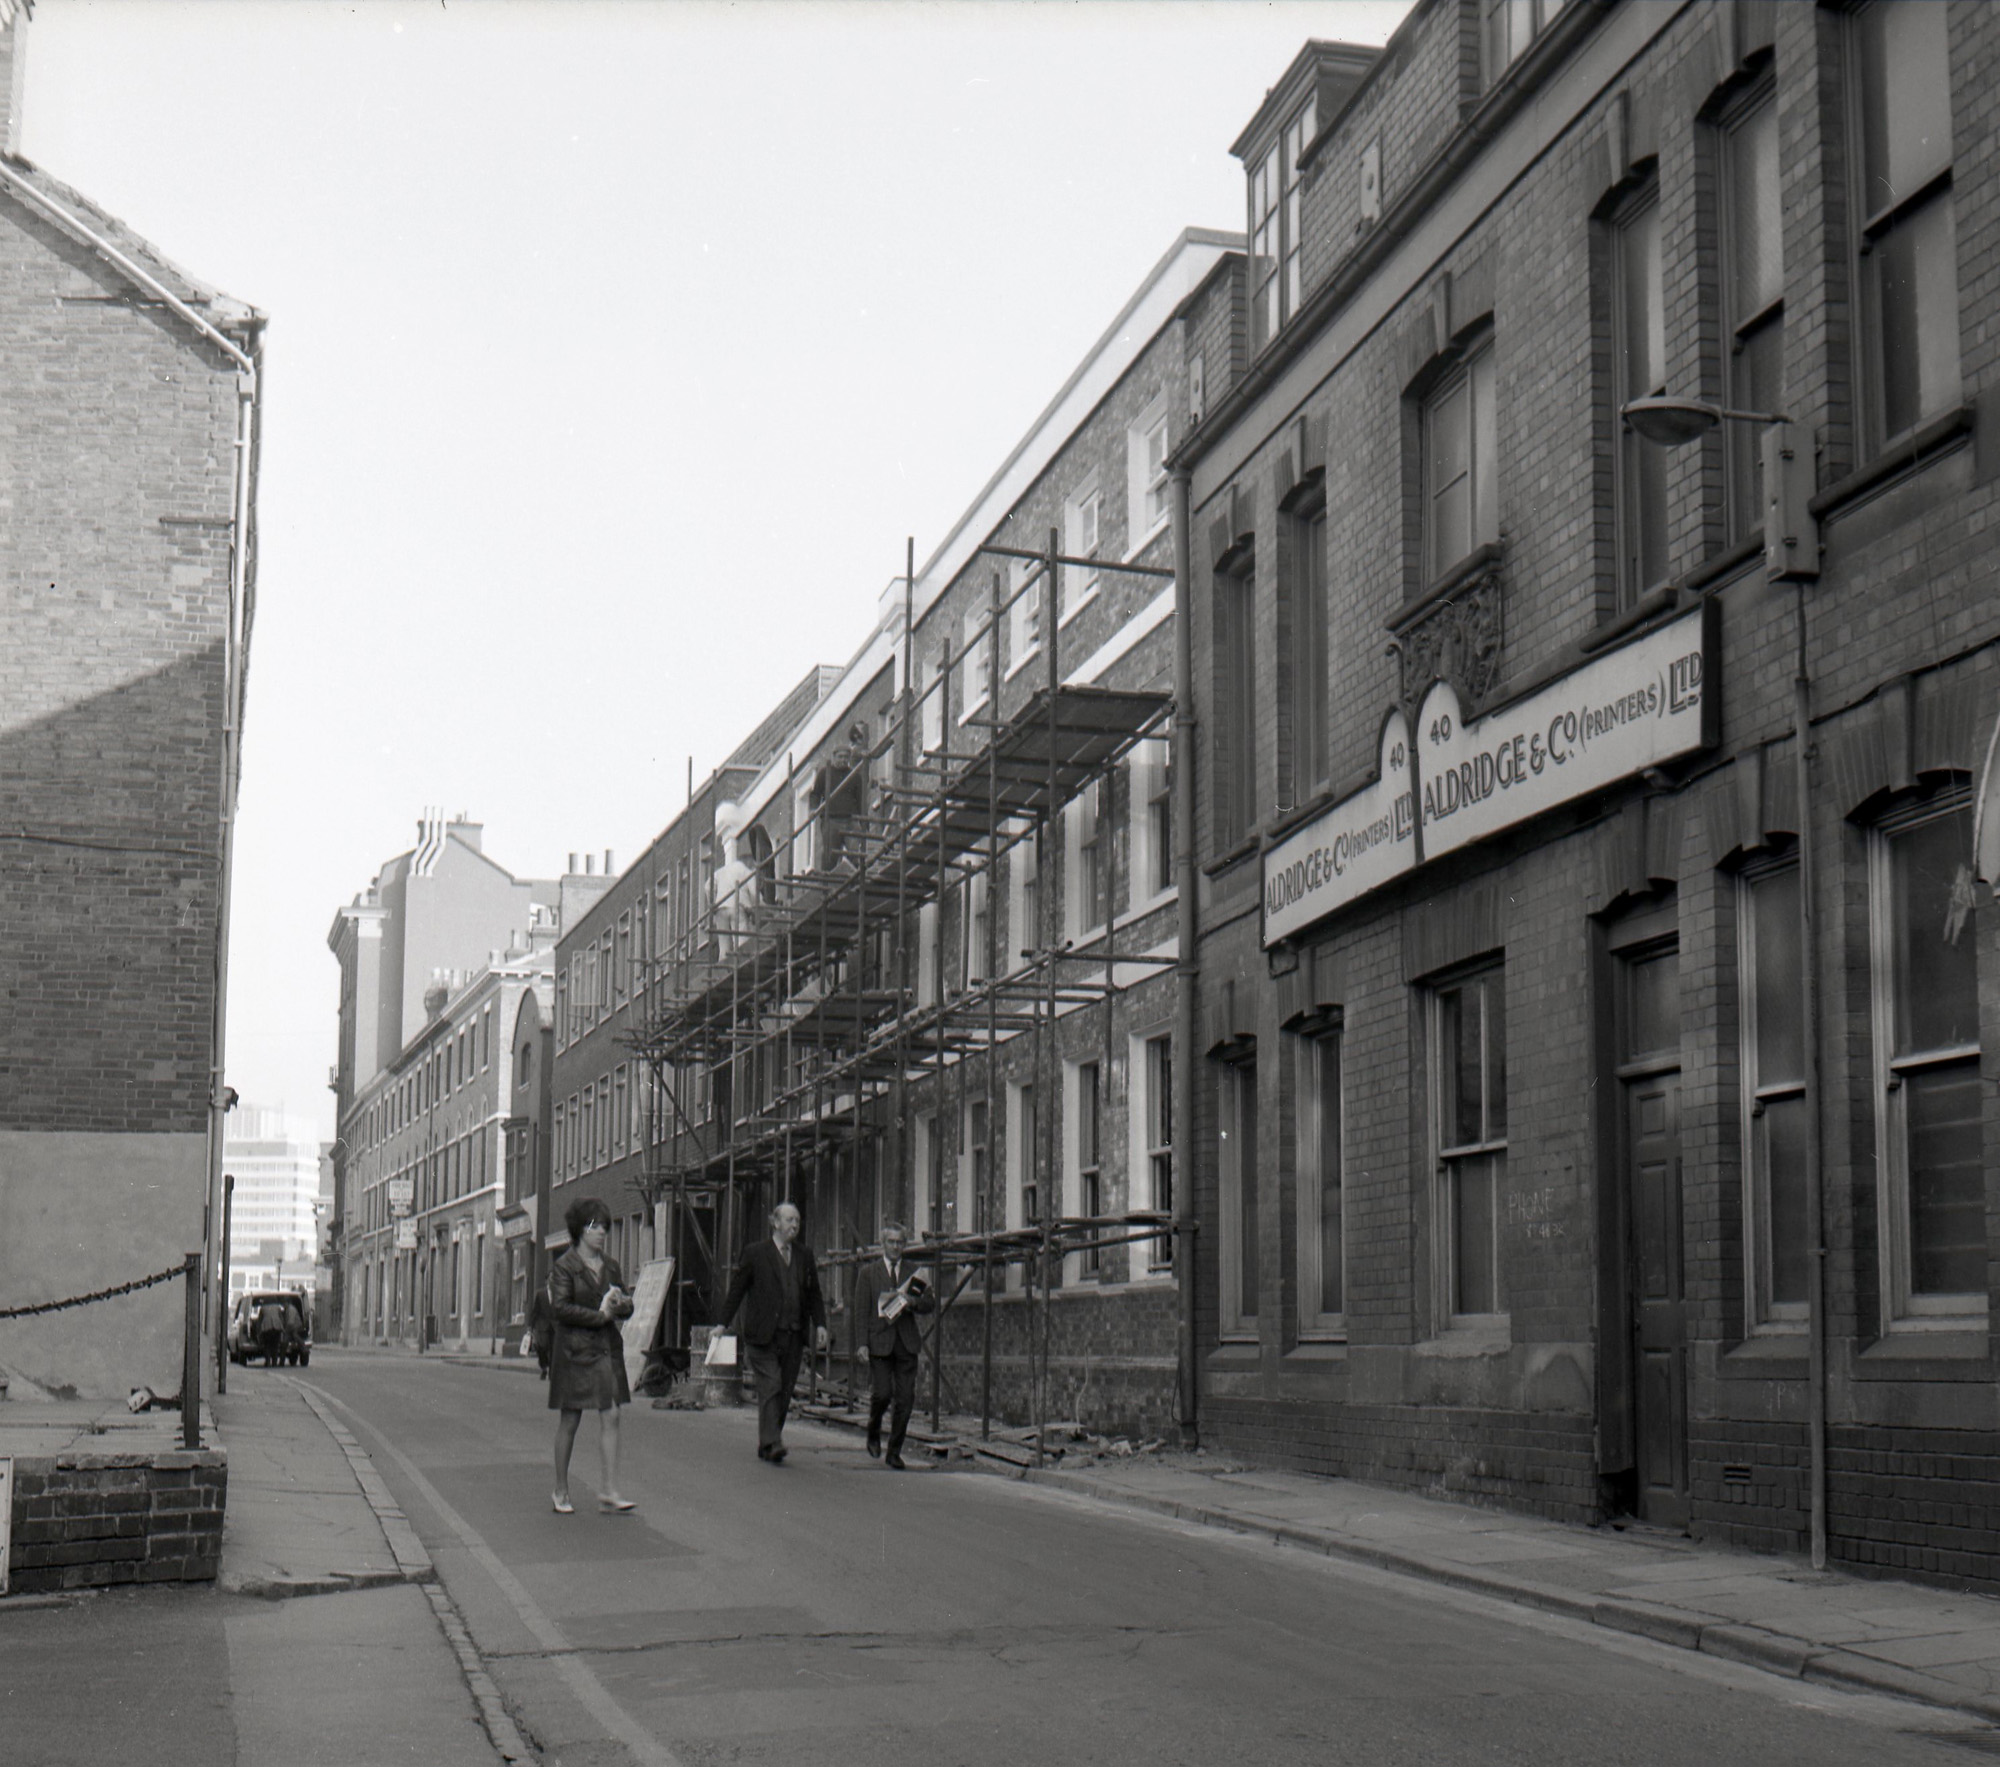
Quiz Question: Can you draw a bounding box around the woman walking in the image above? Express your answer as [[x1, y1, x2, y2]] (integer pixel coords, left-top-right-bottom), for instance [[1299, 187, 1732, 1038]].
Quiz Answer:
[[548, 1197, 636, 1514]]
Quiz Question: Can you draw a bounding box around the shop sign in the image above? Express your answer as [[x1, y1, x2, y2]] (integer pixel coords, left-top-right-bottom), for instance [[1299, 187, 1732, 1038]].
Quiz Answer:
[[387, 1177, 413, 1216], [1264, 604, 1716, 947], [394, 1219, 418, 1251], [1415, 604, 1715, 862], [1263, 709, 1416, 945]]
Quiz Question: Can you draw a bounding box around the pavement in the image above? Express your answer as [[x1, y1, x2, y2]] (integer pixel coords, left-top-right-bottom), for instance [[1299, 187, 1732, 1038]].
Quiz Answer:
[[0, 1369, 514, 1767], [5, 1347, 2000, 1762], [1015, 1451, 2000, 1723]]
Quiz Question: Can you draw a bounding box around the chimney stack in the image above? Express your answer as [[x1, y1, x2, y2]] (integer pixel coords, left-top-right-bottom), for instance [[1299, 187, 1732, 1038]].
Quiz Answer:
[[0, 3, 28, 160]]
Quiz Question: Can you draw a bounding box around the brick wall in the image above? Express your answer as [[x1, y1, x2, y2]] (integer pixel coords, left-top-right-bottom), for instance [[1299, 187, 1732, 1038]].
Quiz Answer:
[[1206, 1398, 1601, 1524], [0, 164, 258, 1398], [933, 1284, 1180, 1442], [8, 1449, 227, 1593], [1178, 0, 2000, 1582]]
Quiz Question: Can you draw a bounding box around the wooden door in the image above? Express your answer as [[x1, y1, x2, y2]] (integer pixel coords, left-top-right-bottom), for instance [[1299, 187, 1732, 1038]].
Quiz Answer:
[[1620, 944, 1686, 1527]]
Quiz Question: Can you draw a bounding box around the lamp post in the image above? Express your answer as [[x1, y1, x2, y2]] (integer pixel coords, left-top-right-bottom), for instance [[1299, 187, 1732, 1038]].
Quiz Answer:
[[1623, 395, 1826, 1572]]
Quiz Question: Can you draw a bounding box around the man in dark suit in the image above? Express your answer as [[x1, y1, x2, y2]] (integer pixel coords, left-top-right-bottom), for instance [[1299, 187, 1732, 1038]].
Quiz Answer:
[[719, 1201, 827, 1463], [853, 1222, 934, 1470]]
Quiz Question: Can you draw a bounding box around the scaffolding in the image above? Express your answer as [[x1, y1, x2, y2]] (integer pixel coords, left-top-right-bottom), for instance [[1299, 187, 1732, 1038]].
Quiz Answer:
[[626, 528, 1178, 1458]]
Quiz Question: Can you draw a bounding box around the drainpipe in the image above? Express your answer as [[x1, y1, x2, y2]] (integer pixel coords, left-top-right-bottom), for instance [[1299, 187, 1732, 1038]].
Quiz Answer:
[[202, 363, 258, 1409], [1170, 463, 1201, 1446], [1796, 579, 1827, 1572], [0, 159, 263, 1423]]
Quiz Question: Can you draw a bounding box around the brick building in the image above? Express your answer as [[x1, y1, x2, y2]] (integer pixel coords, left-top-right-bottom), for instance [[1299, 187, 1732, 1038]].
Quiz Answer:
[[893, 231, 1230, 1436], [631, 233, 1231, 1438], [548, 666, 836, 1340], [330, 816, 610, 1347], [1177, 0, 2000, 1589], [499, 979, 554, 1336], [0, 3, 265, 1400]]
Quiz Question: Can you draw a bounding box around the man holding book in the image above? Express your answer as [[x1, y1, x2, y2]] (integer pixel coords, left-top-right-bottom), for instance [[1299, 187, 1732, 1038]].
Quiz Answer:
[[855, 1222, 934, 1470]]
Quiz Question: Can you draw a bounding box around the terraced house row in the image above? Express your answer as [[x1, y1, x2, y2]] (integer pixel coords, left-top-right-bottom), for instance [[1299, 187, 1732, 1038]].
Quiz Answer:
[[329, 0, 2000, 1592], [1184, 0, 2000, 1593]]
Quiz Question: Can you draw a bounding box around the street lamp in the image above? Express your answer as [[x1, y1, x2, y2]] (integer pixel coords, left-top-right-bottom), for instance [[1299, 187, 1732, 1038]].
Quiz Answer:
[[1623, 395, 1827, 1571]]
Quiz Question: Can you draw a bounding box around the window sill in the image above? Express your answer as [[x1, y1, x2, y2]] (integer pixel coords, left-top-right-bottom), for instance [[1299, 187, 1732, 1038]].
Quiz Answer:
[[958, 694, 991, 726], [1004, 649, 1042, 683], [1581, 582, 1683, 657], [1123, 516, 1170, 563], [1058, 583, 1100, 628], [1719, 1332, 1808, 1377], [1414, 1320, 1511, 1357], [1809, 403, 1974, 523], [1852, 1325, 1990, 1378], [1393, 542, 1503, 636], [1203, 839, 1259, 879], [1285, 1338, 1347, 1363], [1268, 786, 1341, 844], [1210, 1336, 1260, 1357]]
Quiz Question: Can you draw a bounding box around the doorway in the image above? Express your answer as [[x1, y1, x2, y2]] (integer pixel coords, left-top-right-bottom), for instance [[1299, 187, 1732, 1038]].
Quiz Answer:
[[1617, 938, 1686, 1526]]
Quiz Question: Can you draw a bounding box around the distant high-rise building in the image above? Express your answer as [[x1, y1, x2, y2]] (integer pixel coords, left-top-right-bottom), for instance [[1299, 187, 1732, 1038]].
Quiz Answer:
[[222, 1107, 322, 1296]]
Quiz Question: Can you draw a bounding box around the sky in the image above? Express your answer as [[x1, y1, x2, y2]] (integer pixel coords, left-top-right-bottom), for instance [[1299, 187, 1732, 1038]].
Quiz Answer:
[[24, 0, 1411, 1142]]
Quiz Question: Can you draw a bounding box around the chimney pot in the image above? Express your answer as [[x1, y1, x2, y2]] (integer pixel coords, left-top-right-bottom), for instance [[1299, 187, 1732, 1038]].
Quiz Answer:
[[568, 852, 579, 874], [604, 848, 615, 874], [585, 854, 596, 875]]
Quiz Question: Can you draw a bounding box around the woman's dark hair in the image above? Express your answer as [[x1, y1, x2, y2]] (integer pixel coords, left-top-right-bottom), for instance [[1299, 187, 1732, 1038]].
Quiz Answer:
[[565, 1196, 612, 1245]]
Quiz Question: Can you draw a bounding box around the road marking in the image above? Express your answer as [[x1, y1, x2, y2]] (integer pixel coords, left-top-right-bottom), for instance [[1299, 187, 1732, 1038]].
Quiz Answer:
[[306, 1381, 686, 1767]]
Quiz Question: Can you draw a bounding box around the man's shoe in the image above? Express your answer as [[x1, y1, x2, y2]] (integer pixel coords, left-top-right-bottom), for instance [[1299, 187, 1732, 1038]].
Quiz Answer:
[[885, 1451, 907, 1471], [768, 1443, 789, 1464], [756, 1444, 772, 1461], [866, 1429, 882, 1459]]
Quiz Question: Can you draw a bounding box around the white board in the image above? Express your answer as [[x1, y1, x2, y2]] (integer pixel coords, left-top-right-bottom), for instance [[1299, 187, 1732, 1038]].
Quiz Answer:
[[622, 1257, 674, 1393]]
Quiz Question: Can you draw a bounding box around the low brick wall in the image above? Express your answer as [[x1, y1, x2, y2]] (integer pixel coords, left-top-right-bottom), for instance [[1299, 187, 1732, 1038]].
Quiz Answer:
[[7, 1445, 226, 1594]]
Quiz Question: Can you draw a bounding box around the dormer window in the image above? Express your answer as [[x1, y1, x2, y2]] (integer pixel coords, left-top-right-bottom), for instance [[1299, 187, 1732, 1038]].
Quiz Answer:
[[1251, 93, 1317, 353], [1234, 43, 1378, 355]]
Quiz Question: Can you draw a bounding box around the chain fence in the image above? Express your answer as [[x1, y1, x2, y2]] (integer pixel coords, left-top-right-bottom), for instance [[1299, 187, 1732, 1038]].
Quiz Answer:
[[0, 1262, 189, 1321]]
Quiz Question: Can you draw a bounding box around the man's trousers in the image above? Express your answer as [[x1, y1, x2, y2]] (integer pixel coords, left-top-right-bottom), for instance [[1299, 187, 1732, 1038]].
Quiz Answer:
[[746, 1332, 804, 1450], [868, 1342, 920, 1456]]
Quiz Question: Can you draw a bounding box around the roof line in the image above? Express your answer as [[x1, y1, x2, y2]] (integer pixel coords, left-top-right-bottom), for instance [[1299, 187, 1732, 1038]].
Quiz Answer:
[[911, 225, 1239, 590], [0, 156, 256, 380]]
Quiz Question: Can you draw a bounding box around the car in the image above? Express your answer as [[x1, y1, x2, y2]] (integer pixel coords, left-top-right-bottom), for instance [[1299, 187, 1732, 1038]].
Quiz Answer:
[[227, 1290, 311, 1367]]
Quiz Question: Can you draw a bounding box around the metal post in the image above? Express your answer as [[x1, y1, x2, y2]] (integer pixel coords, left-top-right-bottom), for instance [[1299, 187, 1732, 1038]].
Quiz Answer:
[[895, 536, 917, 1221], [181, 1252, 202, 1450], [981, 567, 1003, 1440], [1169, 463, 1201, 1445], [1036, 523, 1062, 1468], [216, 1173, 235, 1394]]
